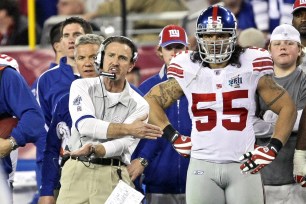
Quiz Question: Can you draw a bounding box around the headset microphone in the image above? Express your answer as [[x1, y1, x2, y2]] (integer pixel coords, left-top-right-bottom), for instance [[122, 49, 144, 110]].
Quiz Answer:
[[100, 72, 116, 79]]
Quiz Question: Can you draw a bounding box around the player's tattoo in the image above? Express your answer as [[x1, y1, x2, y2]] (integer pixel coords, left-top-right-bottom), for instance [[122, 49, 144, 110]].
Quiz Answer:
[[262, 75, 286, 107], [146, 78, 183, 109]]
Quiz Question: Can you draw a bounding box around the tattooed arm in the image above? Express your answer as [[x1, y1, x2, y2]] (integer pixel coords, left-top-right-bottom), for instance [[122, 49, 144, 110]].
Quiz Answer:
[[257, 75, 297, 145], [144, 78, 184, 129]]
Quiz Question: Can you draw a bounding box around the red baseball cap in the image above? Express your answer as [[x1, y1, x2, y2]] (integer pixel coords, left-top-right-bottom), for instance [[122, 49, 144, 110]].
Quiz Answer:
[[292, 0, 306, 14], [159, 25, 188, 47]]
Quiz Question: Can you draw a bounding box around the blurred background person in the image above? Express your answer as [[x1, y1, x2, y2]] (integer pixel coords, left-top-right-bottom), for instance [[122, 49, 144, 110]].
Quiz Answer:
[[56, 0, 85, 16], [82, 0, 188, 43], [238, 27, 267, 49], [40, 0, 101, 47], [0, 0, 41, 45], [292, 0, 306, 71], [222, 0, 258, 32], [250, 0, 295, 34]]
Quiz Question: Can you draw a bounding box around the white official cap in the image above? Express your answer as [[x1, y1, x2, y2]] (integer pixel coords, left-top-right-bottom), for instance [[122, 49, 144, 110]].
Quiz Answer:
[[270, 24, 301, 43]]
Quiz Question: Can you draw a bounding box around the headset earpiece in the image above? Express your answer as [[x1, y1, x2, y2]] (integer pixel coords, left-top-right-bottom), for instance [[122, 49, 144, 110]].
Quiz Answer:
[[94, 43, 104, 74], [133, 52, 138, 62]]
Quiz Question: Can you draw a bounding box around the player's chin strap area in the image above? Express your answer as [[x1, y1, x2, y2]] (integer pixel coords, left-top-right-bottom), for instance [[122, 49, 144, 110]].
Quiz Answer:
[[100, 72, 116, 80]]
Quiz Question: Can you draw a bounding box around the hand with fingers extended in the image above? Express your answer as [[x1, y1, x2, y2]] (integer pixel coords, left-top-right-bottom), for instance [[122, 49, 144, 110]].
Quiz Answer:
[[128, 115, 163, 139], [239, 138, 283, 174], [293, 149, 306, 187], [162, 124, 191, 158]]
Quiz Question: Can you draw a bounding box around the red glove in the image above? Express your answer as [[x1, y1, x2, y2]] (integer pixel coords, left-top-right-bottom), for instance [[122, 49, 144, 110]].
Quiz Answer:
[[295, 175, 306, 187], [162, 125, 192, 158], [239, 138, 282, 174], [173, 135, 191, 158], [293, 149, 306, 187]]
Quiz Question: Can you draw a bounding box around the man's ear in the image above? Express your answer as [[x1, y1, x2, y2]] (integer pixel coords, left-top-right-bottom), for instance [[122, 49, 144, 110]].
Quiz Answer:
[[128, 62, 135, 73], [54, 42, 60, 52]]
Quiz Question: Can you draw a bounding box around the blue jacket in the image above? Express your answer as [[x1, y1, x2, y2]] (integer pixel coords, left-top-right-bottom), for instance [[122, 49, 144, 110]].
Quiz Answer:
[[36, 58, 79, 163], [132, 65, 191, 194], [40, 93, 70, 196], [0, 67, 45, 175], [32, 62, 57, 164], [31, 62, 57, 98], [40, 83, 143, 196], [37, 57, 79, 127]]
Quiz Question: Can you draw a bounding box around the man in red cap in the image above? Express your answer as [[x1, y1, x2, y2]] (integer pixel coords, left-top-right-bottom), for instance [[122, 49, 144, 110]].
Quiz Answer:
[[292, 0, 306, 70], [292, 0, 306, 190], [127, 24, 191, 204]]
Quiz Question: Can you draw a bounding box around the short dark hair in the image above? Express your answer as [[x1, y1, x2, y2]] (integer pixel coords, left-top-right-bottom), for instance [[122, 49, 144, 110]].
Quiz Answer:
[[60, 17, 93, 36], [49, 22, 63, 51], [0, 0, 19, 24], [103, 36, 138, 63]]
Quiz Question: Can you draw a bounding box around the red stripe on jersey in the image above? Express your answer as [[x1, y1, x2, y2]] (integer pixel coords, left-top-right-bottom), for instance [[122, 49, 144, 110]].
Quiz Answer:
[[253, 57, 273, 69], [168, 72, 184, 78], [167, 67, 183, 75], [212, 6, 218, 23], [169, 63, 182, 69], [168, 64, 184, 78]]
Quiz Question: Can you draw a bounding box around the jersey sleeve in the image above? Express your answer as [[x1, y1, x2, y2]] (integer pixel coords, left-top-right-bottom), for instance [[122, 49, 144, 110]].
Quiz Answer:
[[2, 68, 45, 146], [248, 47, 274, 79], [167, 51, 195, 89]]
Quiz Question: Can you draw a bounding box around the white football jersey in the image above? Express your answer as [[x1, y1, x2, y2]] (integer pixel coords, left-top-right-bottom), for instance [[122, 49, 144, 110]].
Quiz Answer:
[[168, 48, 273, 163]]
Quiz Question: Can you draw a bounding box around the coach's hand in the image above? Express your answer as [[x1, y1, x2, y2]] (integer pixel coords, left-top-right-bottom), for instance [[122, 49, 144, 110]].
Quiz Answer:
[[173, 134, 191, 158], [293, 149, 306, 187]]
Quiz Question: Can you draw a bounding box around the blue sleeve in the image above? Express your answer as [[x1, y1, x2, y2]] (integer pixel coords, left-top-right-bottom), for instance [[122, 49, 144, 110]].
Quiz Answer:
[[138, 77, 159, 94], [132, 138, 164, 163], [40, 95, 71, 196], [1, 68, 45, 146], [37, 74, 52, 127]]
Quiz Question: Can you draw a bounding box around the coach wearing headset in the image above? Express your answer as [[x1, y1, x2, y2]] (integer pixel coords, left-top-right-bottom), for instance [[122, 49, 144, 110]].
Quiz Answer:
[[56, 36, 162, 204]]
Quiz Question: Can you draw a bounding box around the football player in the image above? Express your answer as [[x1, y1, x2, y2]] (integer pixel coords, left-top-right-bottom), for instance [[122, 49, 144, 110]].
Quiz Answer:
[[144, 5, 297, 204]]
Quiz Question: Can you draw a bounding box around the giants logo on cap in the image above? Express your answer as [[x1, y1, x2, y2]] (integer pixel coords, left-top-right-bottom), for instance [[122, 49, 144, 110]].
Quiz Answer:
[[293, 0, 306, 14], [169, 29, 180, 38]]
